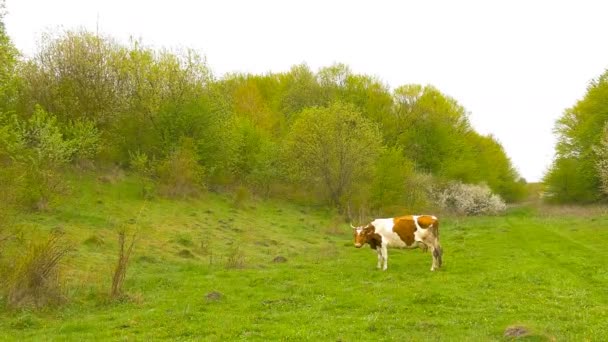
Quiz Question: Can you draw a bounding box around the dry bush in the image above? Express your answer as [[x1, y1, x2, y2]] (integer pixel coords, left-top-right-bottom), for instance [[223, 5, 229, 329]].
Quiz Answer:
[[5, 232, 71, 309], [97, 165, 125, 184], [225, 246, 245, 269], [156, 139, 205, 199], [110, 229, 137, 299]]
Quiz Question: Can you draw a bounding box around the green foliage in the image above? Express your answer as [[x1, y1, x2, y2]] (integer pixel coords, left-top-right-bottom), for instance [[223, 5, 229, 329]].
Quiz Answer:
[[389, 85, 525, 202], [370, 147, 415, 211], [0, 3, 19, 113], [390, 85, 470, 175], [156, 138, 205, 198], [285, 102, 383, 206], [0, 106, 73, 210], [594, 123, 608, 195], [129, 150, 155, 198], [247, 140, 284, 197], [544, 157, 598, 203], [63, 119, 100, 163], [545, 69, 608, 203], [22, 105, 74, 166], [4, 28, 523, 207]]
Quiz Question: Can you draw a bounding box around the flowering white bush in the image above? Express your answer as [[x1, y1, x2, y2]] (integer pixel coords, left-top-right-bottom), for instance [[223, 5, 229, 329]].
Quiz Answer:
[[433, 182, 506, 215], [593, 123, 608, 196]]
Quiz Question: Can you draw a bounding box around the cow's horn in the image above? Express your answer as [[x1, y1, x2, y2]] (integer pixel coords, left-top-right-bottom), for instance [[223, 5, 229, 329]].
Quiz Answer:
[[350, 223, 356, 229]]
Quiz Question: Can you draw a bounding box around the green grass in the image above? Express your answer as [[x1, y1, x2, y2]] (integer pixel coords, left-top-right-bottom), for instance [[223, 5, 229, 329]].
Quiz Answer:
[[2, 175, 608, 341]]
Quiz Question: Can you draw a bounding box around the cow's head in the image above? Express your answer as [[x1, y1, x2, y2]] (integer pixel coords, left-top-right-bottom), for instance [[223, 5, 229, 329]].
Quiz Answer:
[[351, 223, 375, 248]]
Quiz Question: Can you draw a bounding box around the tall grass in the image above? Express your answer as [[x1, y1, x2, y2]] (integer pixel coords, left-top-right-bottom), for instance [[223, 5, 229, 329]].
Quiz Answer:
[[6, 232, 71, 309]]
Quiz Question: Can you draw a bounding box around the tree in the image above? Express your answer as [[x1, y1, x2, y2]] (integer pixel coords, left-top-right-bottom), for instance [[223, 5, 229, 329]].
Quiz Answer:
[[369, 147, 418, 211], [545, 69, 608, 202], [285, 102, 383, 206], [0, 1, 19, 112], [594, 122, 608, 196], [278, 64, 324, 120], [390, 85, 471, 176]]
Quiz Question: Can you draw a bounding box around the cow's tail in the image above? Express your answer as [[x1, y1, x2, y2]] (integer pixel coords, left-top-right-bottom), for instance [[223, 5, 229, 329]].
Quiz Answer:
[[431, 219, 443, 267]]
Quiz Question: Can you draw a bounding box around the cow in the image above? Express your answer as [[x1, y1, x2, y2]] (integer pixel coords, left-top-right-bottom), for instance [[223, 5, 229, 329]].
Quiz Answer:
[[351, 215, 442, 271]]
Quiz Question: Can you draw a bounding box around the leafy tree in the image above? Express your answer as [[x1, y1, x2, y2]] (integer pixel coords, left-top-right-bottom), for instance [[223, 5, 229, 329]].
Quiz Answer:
[[390, 85, 471, 176], [285, 102, 383, 205], [278, 64, 324, 120], [545, 69, 608, 202], [7, 106, 74, 210], [370, 147, 414, 210], [0, 1, 19, 112], [19, 31, 124, 125], [593, 123, 608, 196]]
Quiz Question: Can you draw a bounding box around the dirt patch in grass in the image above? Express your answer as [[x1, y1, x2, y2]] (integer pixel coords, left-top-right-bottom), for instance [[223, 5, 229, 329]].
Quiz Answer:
[[272, 256, 287, 263], [177, 249, 195, 259], [504, 325, 529, 338], [205, 291, 223, 302], [83, 235, 104, 247]]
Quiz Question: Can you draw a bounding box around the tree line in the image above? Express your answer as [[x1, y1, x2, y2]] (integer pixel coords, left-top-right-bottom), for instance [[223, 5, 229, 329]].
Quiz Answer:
[[0, 25, 528, 215], [545, 69, 608, 203]]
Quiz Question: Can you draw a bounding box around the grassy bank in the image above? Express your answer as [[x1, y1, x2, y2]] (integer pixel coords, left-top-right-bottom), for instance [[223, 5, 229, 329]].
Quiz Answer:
[[1, 175, 607, 340]]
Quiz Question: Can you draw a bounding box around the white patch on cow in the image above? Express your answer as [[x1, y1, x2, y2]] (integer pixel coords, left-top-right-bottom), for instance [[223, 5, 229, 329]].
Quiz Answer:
[[370, 218, 408, 249], [411, 215, 428, 244]]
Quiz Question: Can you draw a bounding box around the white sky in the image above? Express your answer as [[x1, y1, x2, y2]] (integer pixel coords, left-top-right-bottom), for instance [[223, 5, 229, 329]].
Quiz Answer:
[[5, 0, 608, 182]]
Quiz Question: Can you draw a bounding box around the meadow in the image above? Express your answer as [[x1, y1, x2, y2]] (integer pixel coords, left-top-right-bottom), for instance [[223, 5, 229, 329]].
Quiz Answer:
[[1, 175, 608, 341]]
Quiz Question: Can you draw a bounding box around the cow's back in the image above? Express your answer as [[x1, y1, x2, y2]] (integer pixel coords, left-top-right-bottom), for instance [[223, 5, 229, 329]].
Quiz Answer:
[[372, 215, 438, 248]]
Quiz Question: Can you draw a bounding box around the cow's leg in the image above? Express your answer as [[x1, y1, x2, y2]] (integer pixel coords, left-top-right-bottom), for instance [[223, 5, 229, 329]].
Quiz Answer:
[[376, 247, 383, 269], [424, 237, 442, 271], [429, 245, 438, 271], [381, 244, 388, 271]]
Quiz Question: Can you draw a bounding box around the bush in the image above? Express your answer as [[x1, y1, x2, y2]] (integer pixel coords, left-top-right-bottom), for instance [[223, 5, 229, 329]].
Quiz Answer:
[[64, 118, 101, 165], [129, 150, 155, 199], [0, 106, 73, 210], [594, 123, 608, 197], [433, 181, 506, 215], [5, 232, 71, 309], [156, 138, 205, 198]]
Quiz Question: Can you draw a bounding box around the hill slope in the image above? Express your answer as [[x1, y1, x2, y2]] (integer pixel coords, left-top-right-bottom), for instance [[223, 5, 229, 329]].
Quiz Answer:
[[2, 175, 607, 340]]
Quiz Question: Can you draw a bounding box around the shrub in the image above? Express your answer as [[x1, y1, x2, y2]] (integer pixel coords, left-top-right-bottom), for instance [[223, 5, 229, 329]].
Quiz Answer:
[[110, 229, 137, 299], [0, 106, 73, 210], [225, 246, 245, 269], [593, 123, 608, 197], [5, 232, 71, 309], [156, 138, 205, 198], [433, 181, 506, 215], [129, 150, 155, 198], [63, 118, 101, 165], [233, 185, 251, 208]]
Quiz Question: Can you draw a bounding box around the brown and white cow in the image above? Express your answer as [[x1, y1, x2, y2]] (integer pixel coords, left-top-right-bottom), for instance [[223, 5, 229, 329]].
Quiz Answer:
[[351, 215, 442, 271]]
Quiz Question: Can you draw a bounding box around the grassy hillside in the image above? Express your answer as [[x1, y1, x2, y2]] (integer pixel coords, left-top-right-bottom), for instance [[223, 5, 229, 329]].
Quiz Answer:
[[1, 175, 608, 341]]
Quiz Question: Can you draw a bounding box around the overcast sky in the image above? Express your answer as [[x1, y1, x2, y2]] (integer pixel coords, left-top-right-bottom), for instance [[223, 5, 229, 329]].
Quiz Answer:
[[5, 0, 608, 181]]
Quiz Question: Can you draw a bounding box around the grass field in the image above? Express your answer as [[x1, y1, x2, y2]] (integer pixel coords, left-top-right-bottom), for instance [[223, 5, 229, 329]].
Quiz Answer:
[[1, 175, 608, 341]]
